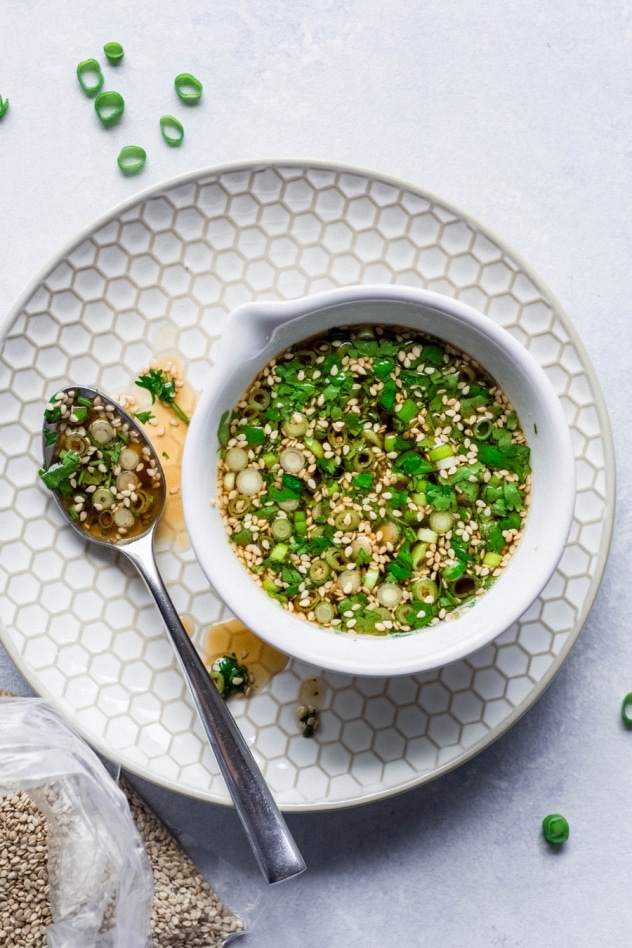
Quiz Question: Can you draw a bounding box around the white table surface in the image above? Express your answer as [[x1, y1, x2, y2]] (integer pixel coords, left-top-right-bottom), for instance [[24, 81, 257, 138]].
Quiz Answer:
[[0, 2, 630, 945]]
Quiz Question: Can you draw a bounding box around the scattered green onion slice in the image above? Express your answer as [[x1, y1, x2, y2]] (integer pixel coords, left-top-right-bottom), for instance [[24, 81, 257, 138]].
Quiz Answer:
[[103, 42, 124, 63], [174, 72, 203, 102], [94, 90, 125, 127], [0, 96, 9, 119], [160, 114, 185, 146], [542, 814, 569, 845], [77, 59, 104, 97], [117, 145, 146, 175], [621, 692, 632, 728]]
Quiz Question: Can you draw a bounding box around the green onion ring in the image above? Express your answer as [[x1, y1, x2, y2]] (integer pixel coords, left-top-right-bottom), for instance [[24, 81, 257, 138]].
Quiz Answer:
[[103, 42, 124, 63], [621, 692, 632, 727], [0, 96, 9, 120], [174, 72, 203, 102], [160, 114, 185, 146], [541, 813, 569, 845], [76, 59, 104, 97], [117, 145, 146, 175], [94, 90, 125, 127]]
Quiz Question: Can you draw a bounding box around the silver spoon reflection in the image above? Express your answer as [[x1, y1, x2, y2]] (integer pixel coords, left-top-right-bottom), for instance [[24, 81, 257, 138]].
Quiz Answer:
[[40, 385, 305, 884]]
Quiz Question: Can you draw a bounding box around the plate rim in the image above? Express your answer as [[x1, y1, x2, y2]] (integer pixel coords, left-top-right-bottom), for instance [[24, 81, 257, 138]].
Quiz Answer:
[[0, 157, 616, 811]]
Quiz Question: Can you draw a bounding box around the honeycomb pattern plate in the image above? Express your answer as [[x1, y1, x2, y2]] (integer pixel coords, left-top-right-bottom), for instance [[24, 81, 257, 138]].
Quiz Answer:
[[0, 161, 614, 811]]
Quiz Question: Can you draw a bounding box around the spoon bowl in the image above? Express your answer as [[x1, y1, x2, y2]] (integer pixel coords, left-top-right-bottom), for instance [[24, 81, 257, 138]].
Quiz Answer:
[[40, 385, 305, 884]]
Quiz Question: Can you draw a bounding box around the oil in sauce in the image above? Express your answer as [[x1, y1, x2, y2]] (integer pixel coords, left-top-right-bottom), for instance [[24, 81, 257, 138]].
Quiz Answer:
[[204, 618, 289, 690]]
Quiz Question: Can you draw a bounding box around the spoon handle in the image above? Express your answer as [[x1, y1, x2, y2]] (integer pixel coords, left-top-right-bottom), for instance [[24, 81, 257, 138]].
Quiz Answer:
[[124, 534, 306, 884]]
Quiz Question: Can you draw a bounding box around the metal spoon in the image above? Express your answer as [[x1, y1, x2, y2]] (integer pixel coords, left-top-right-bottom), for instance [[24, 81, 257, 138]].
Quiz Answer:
[[41, 385, 305, 884]]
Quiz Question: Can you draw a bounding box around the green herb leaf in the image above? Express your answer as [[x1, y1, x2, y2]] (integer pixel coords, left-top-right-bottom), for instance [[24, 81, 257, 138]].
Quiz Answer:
[[38, 451, 81, 490]]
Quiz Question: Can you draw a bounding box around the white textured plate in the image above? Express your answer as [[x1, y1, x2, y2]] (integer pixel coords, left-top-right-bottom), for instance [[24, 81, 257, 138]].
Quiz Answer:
[[0, 161, 614, 811]]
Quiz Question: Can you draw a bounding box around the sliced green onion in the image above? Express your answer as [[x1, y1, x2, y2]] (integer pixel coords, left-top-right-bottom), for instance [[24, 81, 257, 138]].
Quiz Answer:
[[235, 468, 263, 496], [89, 419, 115, 444], [294, 591, 319, 613], [376, 583, 403, 608], [482, 551, 503, 568], [279, 448, 305, 474], [314, 601, 335, 624], [103, 42, 124, 63], [429, 511, 453, 535], [94, 90, 125, 126], [429, 444, 453, 463], [450, 575, 478, 599], [271, 518, 292, 540], [248, 388, 271, 410], [113, 507, 135, 529], [337, 570, 362, 596], [309, 559, 331, 584], [131, 490, 153, 514], [117, 145, 146, 175], [417, 527, 438, 544], [304, 436, 324, 458], [174, 72, 203, 102], [119, 447, 140, 471], [227, 495, 251, 518], [621, 692, 632, 728], [542, 814, 569, 845], [65, 433, 87, 454], [269, 543, 289, 562], [411, 578, 438, 602], [376, 521, 400, 546], [473, 418, 493, 439], [334, 509, 361, 531], [0, 96, 9, 120], [350, 536, 372, 560], [278, 497, 300, 512], [116, 145, 147, 175], [363, 567, 380, 591], [395, 398, 418, 425], [411, 542, 428, 569], [282, 413, 308, 438], [324, 548, 347, 571], [160, 114, 184, 146], [77, 59, 104, 97], [225, 446, 249, 472], [115, 471, 139, 492], [92, 487, 114, 509]]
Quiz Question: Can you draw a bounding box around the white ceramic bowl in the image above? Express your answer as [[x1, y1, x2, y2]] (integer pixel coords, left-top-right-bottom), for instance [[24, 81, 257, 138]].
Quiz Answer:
[[182, 285, 576, 676]]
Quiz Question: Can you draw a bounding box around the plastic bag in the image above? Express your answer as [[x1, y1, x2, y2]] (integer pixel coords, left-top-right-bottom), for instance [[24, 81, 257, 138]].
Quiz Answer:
[[0, 698, 153, 948]]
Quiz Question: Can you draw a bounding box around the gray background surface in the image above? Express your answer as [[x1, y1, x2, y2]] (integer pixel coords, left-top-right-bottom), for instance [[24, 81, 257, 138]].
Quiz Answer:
[[0, 3, 629, 945]]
